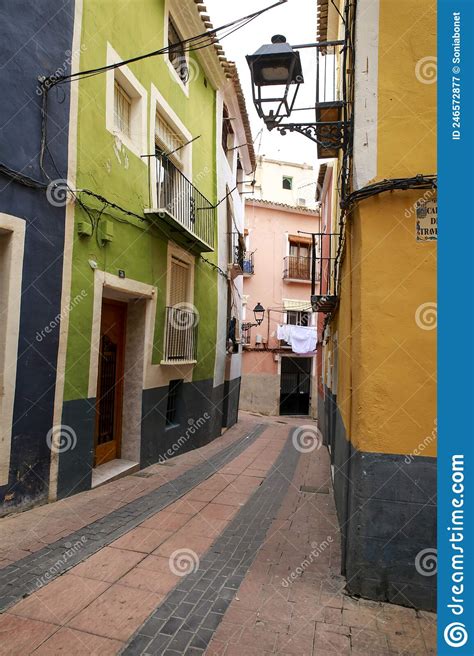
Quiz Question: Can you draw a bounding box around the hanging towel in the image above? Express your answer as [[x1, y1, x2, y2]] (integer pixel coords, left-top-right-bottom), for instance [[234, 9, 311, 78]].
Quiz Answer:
[[288, 325, 317, 354], [277, 324, 291, 342]]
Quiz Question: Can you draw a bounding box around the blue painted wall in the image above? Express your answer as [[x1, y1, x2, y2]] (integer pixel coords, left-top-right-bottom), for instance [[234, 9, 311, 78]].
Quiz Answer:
[[0, 1, 75, 512]]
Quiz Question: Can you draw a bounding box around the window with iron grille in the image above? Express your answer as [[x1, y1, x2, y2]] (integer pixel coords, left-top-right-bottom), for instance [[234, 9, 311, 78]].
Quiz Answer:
[[114, 80, 131, 137], [286, 310, 312, 327], [168, 17, 188, 84], [165, 379, 183, 426], [242, 326, 252, 345]]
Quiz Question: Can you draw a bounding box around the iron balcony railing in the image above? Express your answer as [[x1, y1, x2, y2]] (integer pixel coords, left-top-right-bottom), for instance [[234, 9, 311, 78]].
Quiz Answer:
[[315, 40, 348, 158], [163, 306, 197, 363], [283, 255, 316, 281], [311, 232, 340, 313], [154, 151, 215, 250], [242, 251, 254, 275], [230, 232, 245, 271]]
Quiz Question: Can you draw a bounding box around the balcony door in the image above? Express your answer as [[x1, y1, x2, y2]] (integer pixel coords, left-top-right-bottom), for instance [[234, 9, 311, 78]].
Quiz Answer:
[[288, 237, 311, 279], [94, 300, 127, 466]]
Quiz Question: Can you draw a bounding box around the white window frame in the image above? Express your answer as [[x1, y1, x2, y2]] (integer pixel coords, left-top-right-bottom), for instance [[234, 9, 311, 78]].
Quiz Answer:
[[149, 84, 193, 209], [164, 3, 190, 97], [105, 43, 147, 158], [0, 214, 26, 486]]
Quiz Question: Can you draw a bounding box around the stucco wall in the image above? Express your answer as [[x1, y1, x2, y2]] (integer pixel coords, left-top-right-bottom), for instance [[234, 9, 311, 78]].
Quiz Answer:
[[0, 1, 75, 511]]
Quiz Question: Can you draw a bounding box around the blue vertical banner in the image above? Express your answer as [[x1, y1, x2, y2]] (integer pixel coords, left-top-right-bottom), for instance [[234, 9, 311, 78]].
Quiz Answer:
[[438, 1, 474, 654]]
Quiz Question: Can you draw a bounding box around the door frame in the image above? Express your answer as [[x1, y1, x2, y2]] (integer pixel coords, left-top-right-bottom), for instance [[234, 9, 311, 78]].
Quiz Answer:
[[279, 355, 312, 416], [88, 271, 156, 468]]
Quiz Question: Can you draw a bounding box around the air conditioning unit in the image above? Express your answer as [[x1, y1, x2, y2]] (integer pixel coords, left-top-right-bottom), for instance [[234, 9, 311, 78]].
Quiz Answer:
[[255, 334, 263, 344], [297, 198, 306, 206]]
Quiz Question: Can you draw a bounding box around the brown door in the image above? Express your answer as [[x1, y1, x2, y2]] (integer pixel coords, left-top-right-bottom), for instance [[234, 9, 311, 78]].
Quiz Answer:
[[94, 300, 127, 466]]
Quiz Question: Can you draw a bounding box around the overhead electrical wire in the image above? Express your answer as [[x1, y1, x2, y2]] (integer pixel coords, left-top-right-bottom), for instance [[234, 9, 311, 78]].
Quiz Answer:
[[41, 0, 287, 88]]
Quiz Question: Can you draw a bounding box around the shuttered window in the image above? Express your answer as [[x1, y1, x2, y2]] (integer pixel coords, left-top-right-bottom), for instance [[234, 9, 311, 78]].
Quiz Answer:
[[114, 81, 131, 137], [170, 257, 189, 306]]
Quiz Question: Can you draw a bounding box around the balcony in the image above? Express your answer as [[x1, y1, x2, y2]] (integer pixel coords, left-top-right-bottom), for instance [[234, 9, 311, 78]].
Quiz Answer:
[[145, 152, 215, 253], [242, 252, 254, 276], [315, 41, 347, 159], [162, 306, 197, 364], [310, 232, 340, 313], [283, 255, 314, 282], [228, 232, 245, 278]]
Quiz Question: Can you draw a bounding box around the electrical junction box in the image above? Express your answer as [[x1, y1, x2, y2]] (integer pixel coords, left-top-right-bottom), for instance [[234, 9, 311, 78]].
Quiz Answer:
[[77, 221, 93, 237], [100, 220, 114, 243]]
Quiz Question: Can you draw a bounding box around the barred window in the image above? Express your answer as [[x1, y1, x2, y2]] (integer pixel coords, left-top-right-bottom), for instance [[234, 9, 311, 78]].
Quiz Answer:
[[165, 379, 183, 426]]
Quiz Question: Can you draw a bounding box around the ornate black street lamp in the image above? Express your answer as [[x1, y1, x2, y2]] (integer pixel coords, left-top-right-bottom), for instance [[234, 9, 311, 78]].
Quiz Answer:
[[246, 35, 303, 130], [246, 36, 349, 158], [242, 302, 265, 331]]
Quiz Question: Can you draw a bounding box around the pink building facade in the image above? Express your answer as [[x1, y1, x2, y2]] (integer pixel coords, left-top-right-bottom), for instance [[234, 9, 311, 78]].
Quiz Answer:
[[241, 198, 321, 417]]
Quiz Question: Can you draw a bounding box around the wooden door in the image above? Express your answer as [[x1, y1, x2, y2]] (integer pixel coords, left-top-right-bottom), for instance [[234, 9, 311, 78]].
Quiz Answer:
[[94, 300, 127, 466]]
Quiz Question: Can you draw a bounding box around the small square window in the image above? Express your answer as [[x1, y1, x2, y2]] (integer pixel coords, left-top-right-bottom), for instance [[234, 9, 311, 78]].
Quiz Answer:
[[282, 176, 293, 190], [165, 379, 183, 426], [114, 81, 131, 137], [168, 17, 188, 84]]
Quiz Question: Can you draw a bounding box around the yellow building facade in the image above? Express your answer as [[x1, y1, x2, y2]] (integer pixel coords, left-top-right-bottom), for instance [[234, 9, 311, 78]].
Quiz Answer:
[[317, 0, 436, 610]]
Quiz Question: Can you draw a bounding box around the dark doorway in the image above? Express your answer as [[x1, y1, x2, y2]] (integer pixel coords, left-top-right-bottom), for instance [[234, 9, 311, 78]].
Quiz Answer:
[[94, 300, 127, 466], [279, 357, 311, 415]]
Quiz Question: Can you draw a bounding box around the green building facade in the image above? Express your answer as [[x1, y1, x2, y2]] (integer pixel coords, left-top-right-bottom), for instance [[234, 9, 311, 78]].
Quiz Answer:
[[49, 0, 253, 499]]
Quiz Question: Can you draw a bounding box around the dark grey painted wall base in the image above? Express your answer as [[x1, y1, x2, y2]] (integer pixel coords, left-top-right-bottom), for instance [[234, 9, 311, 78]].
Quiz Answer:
[[57, 378, 241, 500], [319, 386, 437, 611]]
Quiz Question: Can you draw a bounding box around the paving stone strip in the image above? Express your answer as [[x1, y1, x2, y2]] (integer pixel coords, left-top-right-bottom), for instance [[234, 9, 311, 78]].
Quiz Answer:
[[0, 425, 266, 612], [121, 427, 301, 656]]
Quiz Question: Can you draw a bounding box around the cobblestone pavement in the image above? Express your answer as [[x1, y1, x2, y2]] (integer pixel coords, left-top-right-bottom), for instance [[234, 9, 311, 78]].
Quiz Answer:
[[0, 414, 436, 655]]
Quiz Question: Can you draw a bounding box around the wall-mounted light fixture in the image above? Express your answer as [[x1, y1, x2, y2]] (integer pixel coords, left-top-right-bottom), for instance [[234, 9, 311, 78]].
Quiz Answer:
[[242, 302, 265, 331]]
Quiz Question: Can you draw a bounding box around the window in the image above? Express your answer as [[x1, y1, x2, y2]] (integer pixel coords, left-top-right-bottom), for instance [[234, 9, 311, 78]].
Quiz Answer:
[[242, 326, 252, 346], [289, 237, 311, 259], [164, 251, 196, 363], [154, 114, 187, 209], [106, 44, 147, 157], [155, 113, 186, 166], [282, 176, 293, 190], [165, 379, 183, 426], [114, 81, 131, 137], [170, 256, 190, 306], [168, 17, 188, 84], [222, 104, 234, 154], [287, 311, 312, 327]]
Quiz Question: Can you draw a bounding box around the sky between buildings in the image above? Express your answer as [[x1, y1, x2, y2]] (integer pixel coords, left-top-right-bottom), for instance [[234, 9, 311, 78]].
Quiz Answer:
[[205, 0, 319, 169]]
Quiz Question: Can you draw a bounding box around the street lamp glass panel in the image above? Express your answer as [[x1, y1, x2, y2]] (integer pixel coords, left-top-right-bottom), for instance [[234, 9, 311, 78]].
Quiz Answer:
[[259, 65, 293, 84]]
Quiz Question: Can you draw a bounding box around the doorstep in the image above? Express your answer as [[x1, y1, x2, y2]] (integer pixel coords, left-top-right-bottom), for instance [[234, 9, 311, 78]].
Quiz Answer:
[[91, 459, 140, 489]]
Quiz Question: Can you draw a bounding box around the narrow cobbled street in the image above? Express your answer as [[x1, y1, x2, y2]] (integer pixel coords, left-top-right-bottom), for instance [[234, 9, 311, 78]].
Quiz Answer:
[[0, 415, 435, 655]]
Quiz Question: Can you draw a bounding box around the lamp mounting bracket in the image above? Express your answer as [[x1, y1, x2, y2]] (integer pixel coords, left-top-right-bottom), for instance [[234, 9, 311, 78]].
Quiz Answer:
[[275, 121, 351, 150]]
